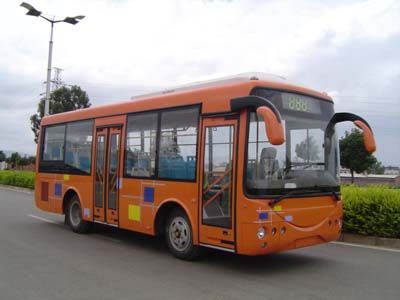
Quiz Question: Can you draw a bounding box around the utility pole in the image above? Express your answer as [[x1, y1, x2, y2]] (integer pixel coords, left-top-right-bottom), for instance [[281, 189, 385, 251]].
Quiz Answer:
[[51, 67, 64, 90]]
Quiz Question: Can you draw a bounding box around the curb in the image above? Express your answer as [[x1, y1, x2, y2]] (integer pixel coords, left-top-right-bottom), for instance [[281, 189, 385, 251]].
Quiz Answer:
[[0, 184, 34, 194], [338, 232, 400, 250]]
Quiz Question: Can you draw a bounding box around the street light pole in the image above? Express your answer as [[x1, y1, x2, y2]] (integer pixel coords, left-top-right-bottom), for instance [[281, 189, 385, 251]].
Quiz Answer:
[[44, 20, 54, 116], [20, 2, 85, 116]]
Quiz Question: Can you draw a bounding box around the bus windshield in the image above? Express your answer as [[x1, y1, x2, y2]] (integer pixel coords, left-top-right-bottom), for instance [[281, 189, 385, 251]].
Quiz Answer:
[[246, 89, 340, 196]]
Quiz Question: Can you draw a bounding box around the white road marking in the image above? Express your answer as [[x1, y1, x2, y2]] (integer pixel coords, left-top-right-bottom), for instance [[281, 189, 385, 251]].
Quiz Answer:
[[27, 214, 59, 224], [0, 186, 33, 195], [331, 241, 400, 253], [27, 214, 123, 244]]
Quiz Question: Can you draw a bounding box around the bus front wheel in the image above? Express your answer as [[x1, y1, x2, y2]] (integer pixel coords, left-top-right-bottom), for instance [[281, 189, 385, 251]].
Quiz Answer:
[[165, 208, 199, 260], [66, 195, 92, 233]]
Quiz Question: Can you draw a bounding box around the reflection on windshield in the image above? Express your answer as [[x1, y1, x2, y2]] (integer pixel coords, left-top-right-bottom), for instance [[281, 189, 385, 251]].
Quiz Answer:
[[246, 104, 340, 196]]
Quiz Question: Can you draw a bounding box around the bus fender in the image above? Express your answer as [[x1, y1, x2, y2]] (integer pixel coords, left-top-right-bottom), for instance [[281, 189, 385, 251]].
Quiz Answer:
[[155, 198, 198, 245], [62, 186, 83, 215]]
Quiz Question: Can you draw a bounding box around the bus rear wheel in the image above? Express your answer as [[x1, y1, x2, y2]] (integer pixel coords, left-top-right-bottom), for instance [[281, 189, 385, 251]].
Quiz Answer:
[[165, 208, 199, 260], [66, 195, 92, 233]]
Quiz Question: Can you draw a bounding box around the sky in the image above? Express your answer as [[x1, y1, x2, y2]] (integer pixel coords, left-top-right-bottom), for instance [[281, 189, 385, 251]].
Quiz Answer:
[[0, 0, 399, 166]]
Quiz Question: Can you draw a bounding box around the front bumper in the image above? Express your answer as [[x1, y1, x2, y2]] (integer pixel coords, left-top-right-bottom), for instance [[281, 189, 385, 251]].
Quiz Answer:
[[238, 214, 342, 255]]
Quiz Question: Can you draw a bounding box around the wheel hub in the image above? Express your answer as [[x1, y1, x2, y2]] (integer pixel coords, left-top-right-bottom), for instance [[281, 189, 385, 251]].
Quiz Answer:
[[169, 216, 190, 252], [70, 201, 81, 227]]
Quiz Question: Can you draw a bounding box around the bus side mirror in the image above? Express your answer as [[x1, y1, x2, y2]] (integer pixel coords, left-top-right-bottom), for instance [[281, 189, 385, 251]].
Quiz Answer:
[[354, 120, 376, 153], [325, 112, 376, 154], [256, 106, 285, 145], [230, 95, 285, 145]]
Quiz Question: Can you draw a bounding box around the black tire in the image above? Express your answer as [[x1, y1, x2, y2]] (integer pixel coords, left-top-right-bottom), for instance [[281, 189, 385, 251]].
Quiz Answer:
[[165, 208, 200, 260], [65, 195, 92, 233]]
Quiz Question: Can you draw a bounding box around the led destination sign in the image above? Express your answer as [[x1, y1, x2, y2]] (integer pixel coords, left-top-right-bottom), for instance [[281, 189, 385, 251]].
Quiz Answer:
[[281, 93, 321, 114]]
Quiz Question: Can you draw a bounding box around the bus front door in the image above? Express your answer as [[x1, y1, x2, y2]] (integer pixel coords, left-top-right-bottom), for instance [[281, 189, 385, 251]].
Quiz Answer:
[[93, 126, 122, 226], [199, 116, 238, 251]]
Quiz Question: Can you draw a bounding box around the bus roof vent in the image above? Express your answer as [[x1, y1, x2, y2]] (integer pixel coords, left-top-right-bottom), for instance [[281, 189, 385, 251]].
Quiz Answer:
[[131, 72, 286, 100]]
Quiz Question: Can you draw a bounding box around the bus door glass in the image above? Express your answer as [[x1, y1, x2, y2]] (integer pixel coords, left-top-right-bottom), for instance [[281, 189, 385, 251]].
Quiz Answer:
[[199, 116, 238, 250], [93, 126, 122, 225]]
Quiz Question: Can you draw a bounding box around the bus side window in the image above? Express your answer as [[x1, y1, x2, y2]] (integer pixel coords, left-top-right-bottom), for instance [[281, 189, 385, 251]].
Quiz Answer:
[[125, 112, 158, 178], [65, 120, 93, 174], [42, 125, 66, 161], [158, 107, 199, 181]]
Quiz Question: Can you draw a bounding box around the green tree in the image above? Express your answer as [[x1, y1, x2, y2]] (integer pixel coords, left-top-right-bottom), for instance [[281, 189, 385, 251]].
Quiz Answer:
[[27, 156, 36, 165], [295, 135, 320, 162], [19, 156, 29, 166], [339, 129, 377, 183], [0, 150, 6, 162], [30, 85, 91, 143], [368, 160, 385, 175], [7, 152, 22, 168]]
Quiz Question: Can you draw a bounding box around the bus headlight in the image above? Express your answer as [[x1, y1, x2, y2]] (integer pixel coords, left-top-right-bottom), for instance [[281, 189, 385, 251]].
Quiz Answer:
[[257, 227, 266, 239]]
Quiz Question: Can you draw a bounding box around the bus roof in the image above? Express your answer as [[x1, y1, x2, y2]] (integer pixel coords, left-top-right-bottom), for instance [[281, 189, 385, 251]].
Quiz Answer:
[[41, 72, 332, 126]]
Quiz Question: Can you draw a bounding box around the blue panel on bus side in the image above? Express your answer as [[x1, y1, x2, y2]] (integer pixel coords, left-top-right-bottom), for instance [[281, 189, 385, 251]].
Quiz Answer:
[[259, 212, 268, 220], [54, 183, 62, 197], [144, 187, 154, 203]]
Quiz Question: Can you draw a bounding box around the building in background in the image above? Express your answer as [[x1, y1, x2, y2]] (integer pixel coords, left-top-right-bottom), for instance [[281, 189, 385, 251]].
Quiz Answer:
[[0, 161, 8, 170], [384, 166, 400, 176], [340, 173, 400, 187]]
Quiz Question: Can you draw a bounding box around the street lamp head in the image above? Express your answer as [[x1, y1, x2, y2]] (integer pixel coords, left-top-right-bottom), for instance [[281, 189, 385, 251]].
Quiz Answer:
[[63, 16, 85, 25], [20, 2, 41, 17], [73, 15, 85, 20]]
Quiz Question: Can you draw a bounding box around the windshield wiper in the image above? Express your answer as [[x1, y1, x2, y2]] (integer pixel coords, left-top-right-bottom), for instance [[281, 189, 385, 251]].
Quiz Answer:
[[269, 189, 315, 207], [269, 186, 340, 207], [312, 185, 341, 201], [331, 191, 340, 201]]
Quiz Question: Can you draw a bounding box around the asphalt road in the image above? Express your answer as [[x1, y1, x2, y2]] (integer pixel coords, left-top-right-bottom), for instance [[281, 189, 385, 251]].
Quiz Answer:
[[0, 187, 399, 300]]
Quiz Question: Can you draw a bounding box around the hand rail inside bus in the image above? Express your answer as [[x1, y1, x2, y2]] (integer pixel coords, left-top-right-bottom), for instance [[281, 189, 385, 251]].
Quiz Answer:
[[203, 168, 232, 196], [203, 182, 231, 208]]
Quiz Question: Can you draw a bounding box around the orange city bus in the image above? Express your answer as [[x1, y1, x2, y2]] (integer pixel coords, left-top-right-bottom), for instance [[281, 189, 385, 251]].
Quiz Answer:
[[35, 73, 376, 260]]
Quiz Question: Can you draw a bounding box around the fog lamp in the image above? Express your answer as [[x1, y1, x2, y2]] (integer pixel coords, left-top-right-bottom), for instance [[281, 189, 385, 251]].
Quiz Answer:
[[257, 227, 266, 239], [281, 226, 286, 235]]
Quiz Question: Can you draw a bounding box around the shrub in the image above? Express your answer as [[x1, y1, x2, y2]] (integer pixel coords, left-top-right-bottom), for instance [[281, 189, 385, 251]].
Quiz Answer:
[[342, 185, 400, 238], [0, 171, 35, 189]]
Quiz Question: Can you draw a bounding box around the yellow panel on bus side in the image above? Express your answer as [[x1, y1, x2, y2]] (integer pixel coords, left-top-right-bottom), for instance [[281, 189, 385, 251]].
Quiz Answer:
[[119, 177, 199, 242]]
